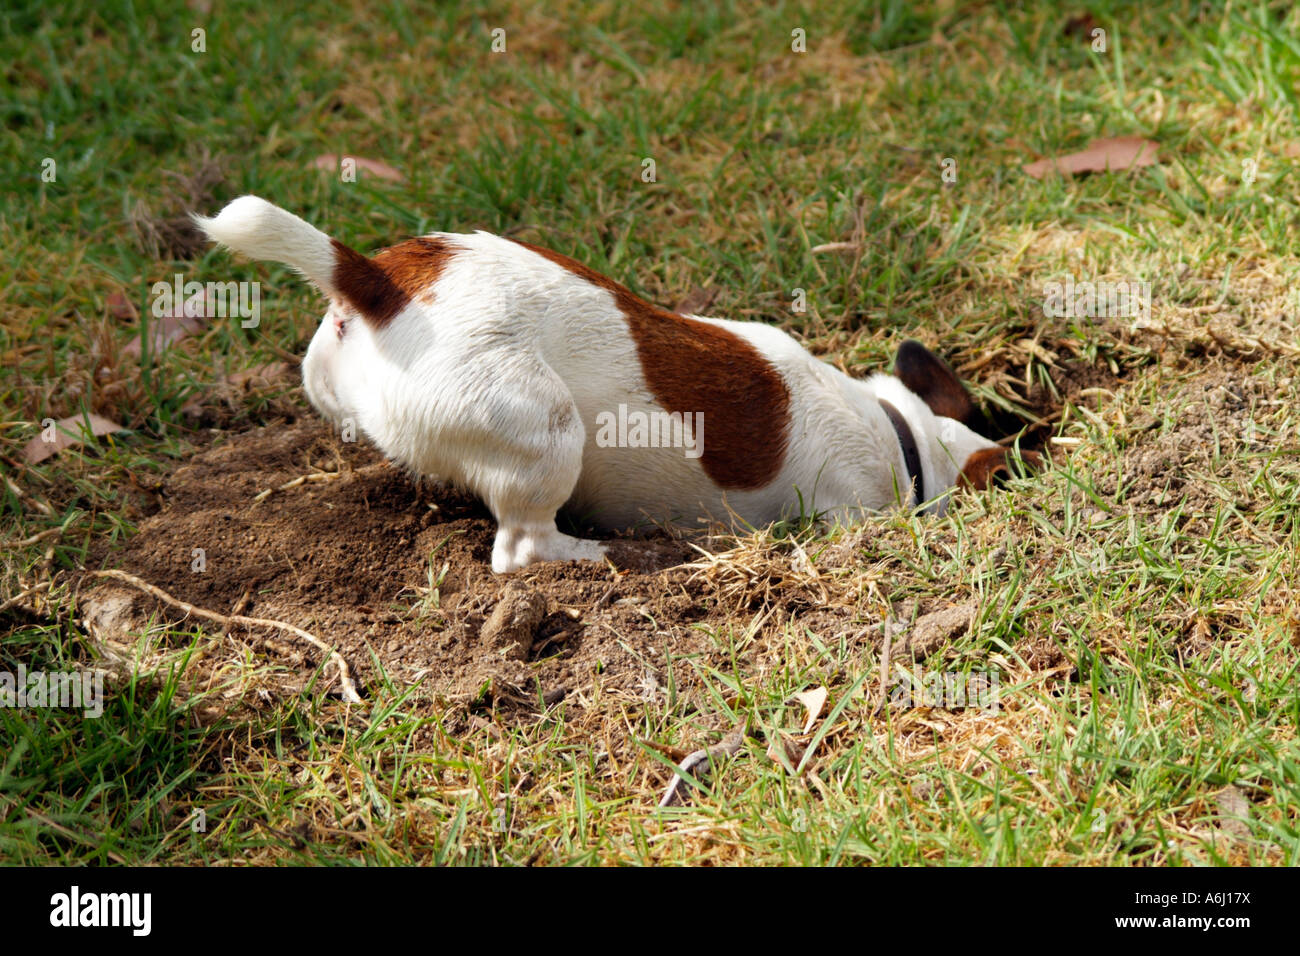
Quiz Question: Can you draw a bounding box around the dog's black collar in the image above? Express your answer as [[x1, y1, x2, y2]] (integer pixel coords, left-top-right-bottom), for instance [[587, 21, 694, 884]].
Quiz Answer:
[[879, 399, 923, 508]]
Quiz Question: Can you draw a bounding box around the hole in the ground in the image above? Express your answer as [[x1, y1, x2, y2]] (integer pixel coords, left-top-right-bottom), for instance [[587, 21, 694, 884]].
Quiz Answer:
[[970, 354, 1141, 452]]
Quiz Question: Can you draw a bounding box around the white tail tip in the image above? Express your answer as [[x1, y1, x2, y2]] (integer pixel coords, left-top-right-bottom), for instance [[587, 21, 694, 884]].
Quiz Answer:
[[193, 195, 338, 297]]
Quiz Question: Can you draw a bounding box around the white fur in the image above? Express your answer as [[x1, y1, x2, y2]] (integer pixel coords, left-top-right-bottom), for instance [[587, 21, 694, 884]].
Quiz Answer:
[[198, 196, 1000, 572], [193, 197, 340, 299]]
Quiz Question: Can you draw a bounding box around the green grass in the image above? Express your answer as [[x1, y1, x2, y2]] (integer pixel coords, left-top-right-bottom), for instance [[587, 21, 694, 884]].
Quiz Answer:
[[1, 0, 1298, 864]]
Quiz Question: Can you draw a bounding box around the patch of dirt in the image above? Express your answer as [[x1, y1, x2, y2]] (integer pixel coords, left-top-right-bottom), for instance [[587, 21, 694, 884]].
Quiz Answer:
[[77, 419, 864, 709], [1108, 368, 1277, 512], [70, 343, 1181, 715]]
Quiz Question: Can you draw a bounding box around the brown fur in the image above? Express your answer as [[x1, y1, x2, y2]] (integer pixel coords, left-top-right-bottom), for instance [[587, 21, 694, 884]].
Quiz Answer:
[[513, 240, 792, 490], [960, 447, 1040, 490], [894, 340, 975, 423], [373, 236, 455, 300], [331, 236, 454, 327]]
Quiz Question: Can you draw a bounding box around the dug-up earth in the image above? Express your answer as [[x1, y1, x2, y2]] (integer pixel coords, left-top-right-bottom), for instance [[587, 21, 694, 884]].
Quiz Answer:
[[77, 350, 1277, 717], [78, 412, 994, 713]]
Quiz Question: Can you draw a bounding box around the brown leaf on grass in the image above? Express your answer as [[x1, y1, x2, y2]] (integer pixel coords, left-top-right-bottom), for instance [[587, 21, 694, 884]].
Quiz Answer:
[[765, 687, 828, 773], [1214, 785, 1252, 842], [765, 732, 807, 772], [23, 415, 126, 465], [311, 154, 404, 182], [793, 686, 828, 734], [122, 290, 212, 357], [1022, 136, 1159, 179], [1283, 142, 1300, 159], [106, 292, 137, 320], [673, 286, 721, 315]]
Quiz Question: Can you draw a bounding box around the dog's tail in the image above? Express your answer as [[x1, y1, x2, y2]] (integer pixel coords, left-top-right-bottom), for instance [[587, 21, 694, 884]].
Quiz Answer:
[[193, 195, 407, 327]]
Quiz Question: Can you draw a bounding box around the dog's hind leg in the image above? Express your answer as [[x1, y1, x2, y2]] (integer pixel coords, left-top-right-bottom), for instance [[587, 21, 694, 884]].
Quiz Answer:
[[463, 361, 605, 574]]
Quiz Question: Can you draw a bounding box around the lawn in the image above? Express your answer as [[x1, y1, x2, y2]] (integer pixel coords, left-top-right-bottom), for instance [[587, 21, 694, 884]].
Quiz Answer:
[[1, 0, 1297, 865]]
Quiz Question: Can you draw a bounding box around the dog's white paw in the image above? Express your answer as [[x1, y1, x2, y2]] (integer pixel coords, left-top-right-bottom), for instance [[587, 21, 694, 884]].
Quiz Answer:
[[491, 524, 606, 573]]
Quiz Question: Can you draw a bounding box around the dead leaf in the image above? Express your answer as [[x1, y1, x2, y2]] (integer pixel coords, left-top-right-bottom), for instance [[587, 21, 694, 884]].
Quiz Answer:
[[794, 686, 827, 734], [1191, 614, 1213, 644], [1022, 136, 1159, 179], [311, 154, 404, 182], [765, 732, 807, 772], [106, 292, 137, 320], [1215, 785, 1252, 841], [673, 286, 721, 315], [23, 415, 126, 465], [123, 290, 212, 357]]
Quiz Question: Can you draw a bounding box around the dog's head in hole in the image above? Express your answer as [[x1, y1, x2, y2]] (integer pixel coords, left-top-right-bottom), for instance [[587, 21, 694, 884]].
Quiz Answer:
[[196, 196, 1037, 572]]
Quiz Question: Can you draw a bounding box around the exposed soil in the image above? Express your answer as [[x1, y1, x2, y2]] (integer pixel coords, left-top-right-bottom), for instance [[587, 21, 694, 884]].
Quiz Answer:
[[78, 348, 1252, 718], [79, 417, 864, 710], [1110, 369, 1275, 513]]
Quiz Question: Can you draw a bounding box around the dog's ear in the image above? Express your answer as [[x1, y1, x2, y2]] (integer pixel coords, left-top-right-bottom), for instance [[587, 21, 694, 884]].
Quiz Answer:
[[959, 447, 1042, 490], [894, 340, 974, 423]]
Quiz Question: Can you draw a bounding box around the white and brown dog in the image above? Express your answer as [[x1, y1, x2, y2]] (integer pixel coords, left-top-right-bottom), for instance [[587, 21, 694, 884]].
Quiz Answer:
[[196, 197, 1026, 572]]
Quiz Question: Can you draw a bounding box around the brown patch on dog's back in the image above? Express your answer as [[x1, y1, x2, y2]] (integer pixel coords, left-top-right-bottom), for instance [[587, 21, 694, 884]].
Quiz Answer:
[[331, 239, 408, 328], [513, 240, 791, 490], [373, 236, 455, 300], [331, 236, 455, 328]]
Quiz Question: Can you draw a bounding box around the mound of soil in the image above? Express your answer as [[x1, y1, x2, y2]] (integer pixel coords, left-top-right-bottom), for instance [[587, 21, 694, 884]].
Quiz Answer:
[[79, 419, 870, 708], [75, 347, 1162, 712], [1113, 371, 1272, 511]]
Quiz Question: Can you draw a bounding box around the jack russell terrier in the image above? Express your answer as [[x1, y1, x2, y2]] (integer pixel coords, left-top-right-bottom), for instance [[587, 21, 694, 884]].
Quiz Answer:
[[195, 197, 1029, 572]]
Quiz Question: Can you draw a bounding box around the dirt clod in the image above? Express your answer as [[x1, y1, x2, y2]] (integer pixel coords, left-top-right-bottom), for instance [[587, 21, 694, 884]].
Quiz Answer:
[[481, 582, 548, 660], [900, 601, 976, 661]]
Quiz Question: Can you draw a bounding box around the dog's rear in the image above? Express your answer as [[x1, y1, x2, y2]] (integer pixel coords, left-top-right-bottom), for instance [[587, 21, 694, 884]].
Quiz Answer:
[[196, 197, 607, 572]]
